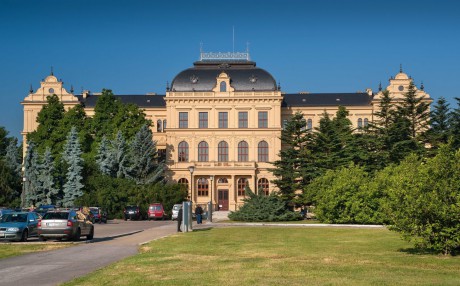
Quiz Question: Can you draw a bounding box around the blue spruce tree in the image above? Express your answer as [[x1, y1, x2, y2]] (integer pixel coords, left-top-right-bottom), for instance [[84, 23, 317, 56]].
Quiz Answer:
[[23, 142, 41, 208], [111, 131, 131, 179], [40, 147, 59, 205], [130, 124, 164, 184], [61, 127, 84, 207], [96, 135, 115, 176], [5, 138, 21, 177]]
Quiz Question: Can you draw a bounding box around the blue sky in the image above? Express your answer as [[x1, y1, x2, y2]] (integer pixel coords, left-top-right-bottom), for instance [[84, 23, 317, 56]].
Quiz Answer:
[[1, 0, 459, 140]]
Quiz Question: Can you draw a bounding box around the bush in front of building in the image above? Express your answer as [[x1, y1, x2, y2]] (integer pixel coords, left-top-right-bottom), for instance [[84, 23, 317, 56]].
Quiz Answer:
[[229, 186, 302, 222]]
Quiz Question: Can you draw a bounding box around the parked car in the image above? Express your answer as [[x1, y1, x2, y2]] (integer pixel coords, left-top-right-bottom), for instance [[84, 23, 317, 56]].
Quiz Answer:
[[171, 204, 182, 221], [124, 205, 143, 221], [90, 207, 107, 223], [0, 207, 13, 219], [34, 204, 56, 217], [0, 212, 40, 242], [147, 203, 166, 220], [38, 210, 94, 241]]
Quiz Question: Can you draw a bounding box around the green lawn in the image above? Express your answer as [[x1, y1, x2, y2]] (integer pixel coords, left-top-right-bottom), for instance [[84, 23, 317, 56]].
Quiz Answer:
[[64, 227, 460, 286], [0, 243, 70, 259]]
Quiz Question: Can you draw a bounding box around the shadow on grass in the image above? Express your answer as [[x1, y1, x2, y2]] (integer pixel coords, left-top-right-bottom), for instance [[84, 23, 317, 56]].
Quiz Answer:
[[192, 227, 213, 232], [398, 247, 450, 256]]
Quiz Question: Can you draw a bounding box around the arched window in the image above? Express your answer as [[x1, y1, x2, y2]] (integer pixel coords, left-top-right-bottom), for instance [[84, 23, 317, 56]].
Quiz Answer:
[[364, 118, 369, 127], [198, 141, 209, 162], [217, 178, 228, 184], [178, 178, 189, 191], [258, 178, 270, 196], [157, 120, 162, 132], [163, 119, 167, 132], [197, 177, 209, 196], [307, 119, 313, 130], [357, 118, 363, 128], [178, 141, 189, 162], [237, 178, 248, 196], [220, 81, 227, 92], [218, 141, 229, 162], [258, 141, 269, 162], [238, 141, 249, 162]]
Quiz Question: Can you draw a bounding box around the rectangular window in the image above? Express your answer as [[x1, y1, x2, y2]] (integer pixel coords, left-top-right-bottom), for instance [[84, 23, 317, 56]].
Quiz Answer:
[[179, 112, 188, 128], [219, 112, 228, 128], [258, 111, 268, 128], [199, 112, 208, 128], [238, 112, 248, 128]]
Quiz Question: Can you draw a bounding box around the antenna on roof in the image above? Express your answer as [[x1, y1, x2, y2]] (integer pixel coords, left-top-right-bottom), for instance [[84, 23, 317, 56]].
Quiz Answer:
[[200, 41, 203, 53], [50, 66, 54, 76], [232, 26, 235, 53]]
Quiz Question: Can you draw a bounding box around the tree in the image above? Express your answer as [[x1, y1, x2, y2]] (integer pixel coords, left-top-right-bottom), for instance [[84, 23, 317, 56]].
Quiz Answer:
[[39, 147, 59, 205], [448, 97, 460, 149], [228, 185, 301, 222], [427, 97, 450, 151], [5, 138, 21, 177], [23, 142, 41, 208], [111, 131, 131, 179], [382, 143, 460, 255], [396, 81, 430, 140], [95, 135, 114, 176], [271, 112, 312, 206], [61, 127, 84, 207], [129, 124, 164, 184], [27, 95, 66, 156]]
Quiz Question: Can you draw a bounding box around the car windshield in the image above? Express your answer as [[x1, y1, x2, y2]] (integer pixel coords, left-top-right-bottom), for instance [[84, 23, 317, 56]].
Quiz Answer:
[[126, 206, 137, 211], [42, 212, 69, 220], [90, 209, 99, 214], [173, 205, 181, 210], [150, 206, 161, 211], [1, 213, 27, 223]]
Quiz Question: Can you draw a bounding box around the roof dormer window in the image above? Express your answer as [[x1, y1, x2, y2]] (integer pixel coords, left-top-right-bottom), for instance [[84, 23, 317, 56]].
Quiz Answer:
[[220, 81, 227, 92]]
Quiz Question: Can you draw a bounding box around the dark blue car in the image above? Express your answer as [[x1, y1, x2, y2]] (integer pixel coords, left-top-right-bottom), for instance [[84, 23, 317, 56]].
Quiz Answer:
[[0, 212, 40, 242]]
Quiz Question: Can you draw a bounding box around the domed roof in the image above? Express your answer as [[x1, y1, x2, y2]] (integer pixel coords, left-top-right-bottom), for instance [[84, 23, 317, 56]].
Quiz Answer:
[[170, 58, 277, 92], [395, 72, 409, 80]]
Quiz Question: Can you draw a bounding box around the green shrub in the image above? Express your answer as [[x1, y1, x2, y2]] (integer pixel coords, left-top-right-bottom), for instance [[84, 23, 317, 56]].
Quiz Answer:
[[229, 187, 302, 222]]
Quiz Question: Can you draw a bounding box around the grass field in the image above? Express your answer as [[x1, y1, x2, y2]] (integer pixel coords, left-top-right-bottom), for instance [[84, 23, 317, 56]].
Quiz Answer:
[[64, 227, 460, 286], [0, 243, 70, 259]]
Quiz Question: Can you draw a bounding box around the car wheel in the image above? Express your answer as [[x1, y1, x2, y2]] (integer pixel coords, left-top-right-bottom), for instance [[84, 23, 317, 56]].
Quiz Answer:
[[87, 227, 94, 240], [20, 229, 28, 242], [73, 228, 81, 242]]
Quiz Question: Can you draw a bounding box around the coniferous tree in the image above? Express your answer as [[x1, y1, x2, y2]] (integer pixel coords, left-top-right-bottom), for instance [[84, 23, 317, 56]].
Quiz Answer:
[[96, 135, 115, 176], [129, 124, 164, 184], [396, 81, 430, 140], [62, 127, 84, 207], [40, 147, 59, 205], [23, 142, 41, 207], [0, 126, 10, 156], [448, 97, 460, 149], [427, 97, 450, 149], [5, 138, 21, 177], [271, 112, 312, 206], [111, 131, 131, 179]]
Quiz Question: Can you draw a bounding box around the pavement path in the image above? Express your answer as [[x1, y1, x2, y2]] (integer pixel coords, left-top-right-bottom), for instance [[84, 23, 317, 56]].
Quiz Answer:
[[0, 223, 178, 286]]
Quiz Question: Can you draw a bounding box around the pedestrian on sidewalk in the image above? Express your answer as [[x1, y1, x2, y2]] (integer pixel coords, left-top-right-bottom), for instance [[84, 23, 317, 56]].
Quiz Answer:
[[195, 205, 203, 224], [177, 207, 183, 232]]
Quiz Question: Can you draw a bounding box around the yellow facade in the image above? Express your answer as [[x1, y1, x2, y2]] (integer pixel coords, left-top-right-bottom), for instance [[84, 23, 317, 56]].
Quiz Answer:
[[21, 55, 430, 211]]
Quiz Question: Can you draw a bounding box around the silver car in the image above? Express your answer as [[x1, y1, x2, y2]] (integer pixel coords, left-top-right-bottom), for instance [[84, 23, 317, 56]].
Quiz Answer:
[[38, 210, 94, 241], [171, 204, 182, 221]]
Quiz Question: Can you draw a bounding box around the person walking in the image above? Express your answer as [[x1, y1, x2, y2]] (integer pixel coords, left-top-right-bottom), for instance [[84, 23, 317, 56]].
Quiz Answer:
[[177, 207, 183, 232], [195, 205, 203, 224]]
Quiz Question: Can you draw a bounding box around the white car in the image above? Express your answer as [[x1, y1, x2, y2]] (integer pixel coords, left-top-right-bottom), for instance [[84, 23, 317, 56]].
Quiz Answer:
[[171, 204, 182, 221]]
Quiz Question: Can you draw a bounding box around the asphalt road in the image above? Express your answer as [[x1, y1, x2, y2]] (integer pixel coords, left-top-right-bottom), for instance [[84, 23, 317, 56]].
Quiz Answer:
[[0, 219, 178, 286]]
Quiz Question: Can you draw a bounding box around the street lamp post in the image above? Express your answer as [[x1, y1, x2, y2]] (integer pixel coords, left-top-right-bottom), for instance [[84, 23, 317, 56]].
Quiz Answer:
[[188, 166, 195, 203], [209, 175, 214, 222]]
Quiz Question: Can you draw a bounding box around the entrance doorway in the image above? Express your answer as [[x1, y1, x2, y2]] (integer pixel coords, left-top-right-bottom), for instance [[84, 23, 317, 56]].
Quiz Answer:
[[217, 189, 229, 211]]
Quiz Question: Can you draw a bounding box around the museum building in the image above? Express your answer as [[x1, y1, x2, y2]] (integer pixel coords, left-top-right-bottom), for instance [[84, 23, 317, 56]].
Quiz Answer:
[[21, 52, 431, 211]]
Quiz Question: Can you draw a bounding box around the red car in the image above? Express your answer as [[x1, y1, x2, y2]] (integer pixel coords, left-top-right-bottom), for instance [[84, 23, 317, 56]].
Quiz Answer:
[[148, 203, 166, 220]]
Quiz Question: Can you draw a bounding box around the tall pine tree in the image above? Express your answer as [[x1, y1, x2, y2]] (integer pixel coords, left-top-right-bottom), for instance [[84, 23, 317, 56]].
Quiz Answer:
[[40, 147, 59, 205], [23, 142, 41, 208], [427, 97, 450, 149], [61, 127, 84, 207]]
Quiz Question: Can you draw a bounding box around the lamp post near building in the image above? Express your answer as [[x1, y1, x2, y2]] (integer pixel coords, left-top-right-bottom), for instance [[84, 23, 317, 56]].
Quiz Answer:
[[209, 175, 214, 222], [188, 166, 195, 203]]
